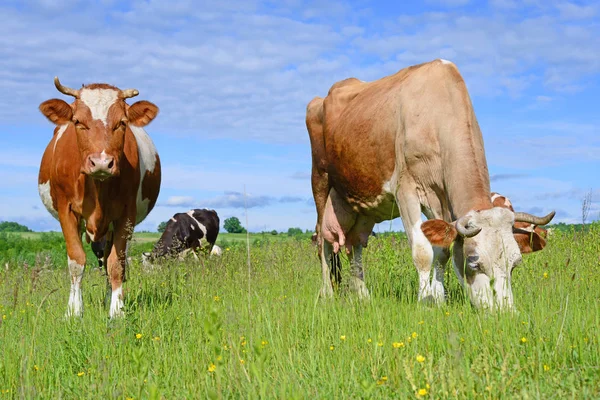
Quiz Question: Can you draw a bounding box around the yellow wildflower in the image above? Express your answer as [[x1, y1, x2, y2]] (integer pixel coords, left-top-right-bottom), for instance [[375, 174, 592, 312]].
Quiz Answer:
[[543, 272, 548, 279], [520, 337, 527, 344], [418, 388, 428, 396], [376, 376, 388, 385], [377, 341, 384, 347], [2, 315, 5, 320], [392, 342, 405, 349], [77, 371, 85, 377], [412, 332, 418, 339], [226, 248, 230, 251], [418, 320, 424, 325], [208, 363, 216, 373], [330, 345, 335, 351], [416, 354, 425, 363], [543, 364, 550, 371], [340, 335, 346, 341], [153, 336, 160, 341], [135, 333, 142, 339], [34, 365, 39, 371], [261, 340, 268, 346], [213, 296, 220, 302], [239, 359, 245, 364], [367, 338, 372, 343]]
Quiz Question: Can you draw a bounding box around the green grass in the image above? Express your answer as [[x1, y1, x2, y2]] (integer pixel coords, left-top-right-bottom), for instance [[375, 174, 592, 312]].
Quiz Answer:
[[0, 225, 598, 398]]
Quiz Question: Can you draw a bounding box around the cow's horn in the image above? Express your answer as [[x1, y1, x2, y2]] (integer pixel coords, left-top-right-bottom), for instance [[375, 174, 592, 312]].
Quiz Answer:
[[455, 215, 482, 237], [514, 210, 555, 226], [54, 77, 80, 98], [119, 89, 139, 99]]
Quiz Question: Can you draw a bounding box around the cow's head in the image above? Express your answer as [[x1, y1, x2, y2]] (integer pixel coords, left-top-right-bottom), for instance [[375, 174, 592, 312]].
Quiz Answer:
[[421, 208, 554, 310], [39, 77, 159, 180]]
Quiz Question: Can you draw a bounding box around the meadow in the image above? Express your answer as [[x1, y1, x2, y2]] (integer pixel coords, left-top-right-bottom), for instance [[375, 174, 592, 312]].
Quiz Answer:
[[0, 225, 598, 399]]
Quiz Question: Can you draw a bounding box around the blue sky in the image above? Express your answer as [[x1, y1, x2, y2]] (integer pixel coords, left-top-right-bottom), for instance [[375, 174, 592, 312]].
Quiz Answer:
[[0, 0, 598, 233]]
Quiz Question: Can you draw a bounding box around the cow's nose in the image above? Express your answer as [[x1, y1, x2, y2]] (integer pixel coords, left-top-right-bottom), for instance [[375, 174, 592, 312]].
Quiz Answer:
[[87, 153, 115, 178]]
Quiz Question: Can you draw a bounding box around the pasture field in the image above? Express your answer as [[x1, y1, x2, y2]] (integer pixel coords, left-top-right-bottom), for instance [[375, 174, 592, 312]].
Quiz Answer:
[[0, 225, 599, 398]]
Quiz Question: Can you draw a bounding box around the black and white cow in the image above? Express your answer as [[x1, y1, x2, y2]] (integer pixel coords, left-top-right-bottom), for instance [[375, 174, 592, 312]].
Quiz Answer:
[[143, 209, 221, 264]]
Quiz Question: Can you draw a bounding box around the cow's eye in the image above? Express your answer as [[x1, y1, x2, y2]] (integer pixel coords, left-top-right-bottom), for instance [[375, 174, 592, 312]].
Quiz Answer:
[[114, 120, 127, 131]]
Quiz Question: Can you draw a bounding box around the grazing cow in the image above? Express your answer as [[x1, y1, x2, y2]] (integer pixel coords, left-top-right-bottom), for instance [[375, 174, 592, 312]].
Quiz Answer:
[[306, 59, 554, 310], [38, 77, 161, 318], [490, 192, 549, 253], [142, 209, 221, 265]]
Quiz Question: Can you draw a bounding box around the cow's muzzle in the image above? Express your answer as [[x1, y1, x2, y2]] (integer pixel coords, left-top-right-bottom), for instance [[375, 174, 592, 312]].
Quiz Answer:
[[86, 152, 116, 179]]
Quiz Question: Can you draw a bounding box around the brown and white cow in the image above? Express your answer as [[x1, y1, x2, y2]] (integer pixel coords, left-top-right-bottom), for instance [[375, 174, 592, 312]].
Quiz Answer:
[[38, 77, 161, 318], [491, 192, 550, 253], [307, 59, 554, 310]]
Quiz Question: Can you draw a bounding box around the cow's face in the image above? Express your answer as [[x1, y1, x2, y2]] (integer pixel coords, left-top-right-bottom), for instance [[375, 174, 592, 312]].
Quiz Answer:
[[39, 78, 158, 180], [451, 208, 521, 310], [421, 207, 554, 310]]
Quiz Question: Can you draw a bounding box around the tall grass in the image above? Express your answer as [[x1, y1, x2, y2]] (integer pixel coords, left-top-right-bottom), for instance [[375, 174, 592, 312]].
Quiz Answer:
[[0, 225, 598, 398]]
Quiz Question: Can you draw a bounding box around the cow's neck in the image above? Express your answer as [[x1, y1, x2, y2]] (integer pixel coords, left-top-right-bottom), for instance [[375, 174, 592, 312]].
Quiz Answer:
[[441, 121, 493, 219]]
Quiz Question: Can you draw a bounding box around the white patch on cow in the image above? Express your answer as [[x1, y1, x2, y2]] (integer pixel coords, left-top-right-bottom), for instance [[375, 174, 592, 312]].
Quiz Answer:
[[440, 59, 453, 65], [410, 220, 441, 302], [38, 181, 59, 220], [190, 224, 195, 230], [86, 230, 96, 242], [187, 211, 208, 237], [490, 192, 501, 203], [53, 124, 68, 153], [130, 125, 158, 224], [66, 257, 84, 317], [468, 273, 494, 309], [80, 88, 119, 126], [382, 166, 399, 195], [171, 217, 177, 222], [210, 245, 223, 256], [109, 286, 124, 318]]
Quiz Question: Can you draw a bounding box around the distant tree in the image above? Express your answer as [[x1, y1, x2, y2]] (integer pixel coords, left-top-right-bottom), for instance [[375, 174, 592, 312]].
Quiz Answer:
[[157, 221, 168, 233], [0, 221, 32, 232], [224, 217, 246, 233], [287, 227, 303, 236], [270, 230, 278, 235]]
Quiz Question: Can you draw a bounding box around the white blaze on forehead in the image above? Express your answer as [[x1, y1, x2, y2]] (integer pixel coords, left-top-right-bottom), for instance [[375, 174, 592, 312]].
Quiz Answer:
[[440, 59, 453, 65], [130, 125, 158, 224], [80, 88, 119, 126], [38, 181, 59, 220]]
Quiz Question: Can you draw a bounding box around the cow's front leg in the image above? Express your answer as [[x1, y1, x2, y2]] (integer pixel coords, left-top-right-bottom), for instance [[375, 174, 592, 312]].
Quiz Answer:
[[59, 208, 86, 318], [106, 218, 133, 318]]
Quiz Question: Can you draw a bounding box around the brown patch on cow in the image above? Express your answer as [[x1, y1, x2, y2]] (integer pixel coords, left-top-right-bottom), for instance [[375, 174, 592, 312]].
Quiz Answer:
[[142, 154, 162, 215], [39, 99, 73, 125], [421, 219, 458, 248], [84, 83, 119, 91]]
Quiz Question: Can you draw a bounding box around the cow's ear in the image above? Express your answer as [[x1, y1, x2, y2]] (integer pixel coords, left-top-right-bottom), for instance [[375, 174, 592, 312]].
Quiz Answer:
[[421, 219, 458, 248], [39, 99, 73, 125], [127, 101, 159, 127], [513, 229, 547, 253]]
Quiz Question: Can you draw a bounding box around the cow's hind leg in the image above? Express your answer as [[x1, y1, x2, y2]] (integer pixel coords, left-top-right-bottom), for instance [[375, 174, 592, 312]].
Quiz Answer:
[[319, 240, 335, 298], [59, 208, 86, 318], [345, 215, 375, 299]]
